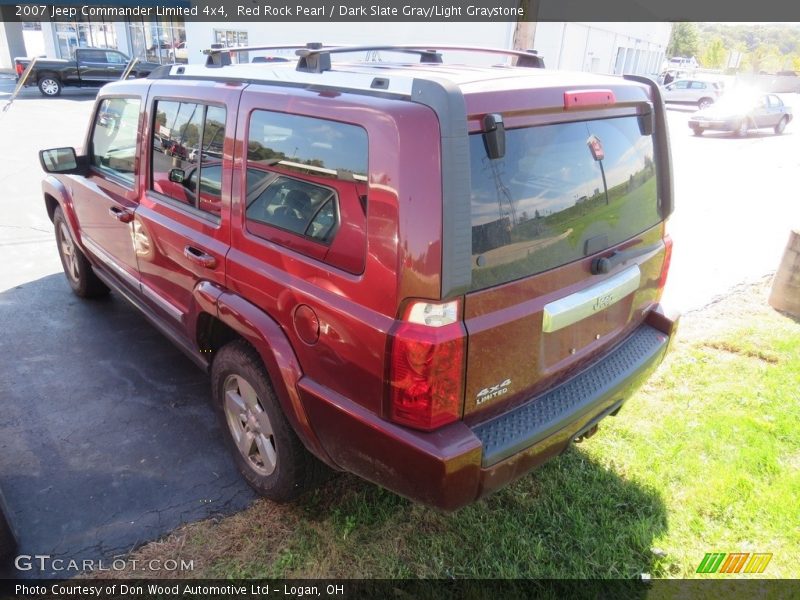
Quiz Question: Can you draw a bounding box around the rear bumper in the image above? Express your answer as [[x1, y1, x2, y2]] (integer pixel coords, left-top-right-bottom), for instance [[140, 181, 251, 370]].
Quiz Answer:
[[300, 308, 678, 511]]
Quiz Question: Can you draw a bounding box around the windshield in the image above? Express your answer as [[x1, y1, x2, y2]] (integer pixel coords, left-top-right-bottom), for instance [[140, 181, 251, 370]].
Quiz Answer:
[[468, 116, 661, 291]]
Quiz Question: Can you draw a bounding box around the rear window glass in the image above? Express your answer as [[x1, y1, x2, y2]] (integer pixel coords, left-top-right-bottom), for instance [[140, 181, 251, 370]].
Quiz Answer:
[[469, 116, 660, 291]]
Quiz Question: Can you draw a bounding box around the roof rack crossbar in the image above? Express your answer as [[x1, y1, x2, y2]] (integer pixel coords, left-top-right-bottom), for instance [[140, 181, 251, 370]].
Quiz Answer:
[[295, 44, 544, 71], [202, 43, 544, 71], [203, 43, 327, 67]]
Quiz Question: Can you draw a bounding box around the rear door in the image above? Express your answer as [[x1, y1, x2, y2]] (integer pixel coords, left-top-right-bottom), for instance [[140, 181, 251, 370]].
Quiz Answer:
[[133, 81, 241, 332], [102, 51, 130, 80], [462, 107, 668, 418], [689, 80, 708, 102], [76, 49, 114, 83]]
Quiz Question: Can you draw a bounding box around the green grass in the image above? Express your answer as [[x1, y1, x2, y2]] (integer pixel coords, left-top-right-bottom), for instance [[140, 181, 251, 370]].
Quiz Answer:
[[128, 285, 800, 579]]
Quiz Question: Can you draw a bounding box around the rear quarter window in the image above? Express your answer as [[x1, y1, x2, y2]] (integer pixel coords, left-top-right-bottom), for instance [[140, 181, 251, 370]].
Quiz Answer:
[[244, 111, 368, 274], [469, 116, 661, 291]]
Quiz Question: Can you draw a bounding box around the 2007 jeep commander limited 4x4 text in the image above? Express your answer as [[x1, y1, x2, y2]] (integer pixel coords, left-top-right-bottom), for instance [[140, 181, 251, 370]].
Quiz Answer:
[[39, 44, 677, 510]]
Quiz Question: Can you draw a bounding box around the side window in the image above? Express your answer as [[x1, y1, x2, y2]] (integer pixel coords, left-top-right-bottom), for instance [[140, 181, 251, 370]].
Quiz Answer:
[[245, 111, 368, 271], [90, 97, 141, 185], [151, 101, 226, 216], [690, 81, 706, 89], [106, 52, 127, 64], [673, 80, 689, 89], [79, 50, 105, 63], [768, 95, 782, 107]]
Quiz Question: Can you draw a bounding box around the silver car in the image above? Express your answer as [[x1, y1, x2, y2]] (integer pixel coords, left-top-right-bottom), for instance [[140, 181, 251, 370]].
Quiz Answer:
[[662, 78, 724, 109], [688, 93, 793, 136]]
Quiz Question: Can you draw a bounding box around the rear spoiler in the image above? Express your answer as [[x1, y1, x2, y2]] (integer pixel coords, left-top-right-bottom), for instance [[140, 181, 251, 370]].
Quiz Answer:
[[623, 74, 674, 219]]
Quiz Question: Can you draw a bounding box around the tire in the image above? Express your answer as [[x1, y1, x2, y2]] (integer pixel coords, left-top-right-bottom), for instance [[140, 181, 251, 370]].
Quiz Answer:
[[692, 126, 703, 136], [0, 489, 17, 563], [774, 116, 788, 135], [211, 340, 328, 502], [53, 207, 109, 298], [38, 76, 62, 97], [698, 97, 713, 110]]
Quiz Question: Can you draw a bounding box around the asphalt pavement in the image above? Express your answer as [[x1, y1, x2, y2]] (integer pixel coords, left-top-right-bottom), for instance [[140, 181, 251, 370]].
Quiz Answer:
[[0, 78, 799, 578], [0, 275, 255, 578], [0, 81, 255, 579]]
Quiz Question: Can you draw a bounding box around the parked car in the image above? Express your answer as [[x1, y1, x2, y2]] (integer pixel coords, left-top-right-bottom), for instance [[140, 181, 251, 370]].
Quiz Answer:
[[770, 71, 800, 93], [667, 56, 698, 71], [37, 44, 677, 510], [662, 78, 724, 109], [169, 42, 189, 64], [688, 92, 793, 136], [14, 48, 159, 97]]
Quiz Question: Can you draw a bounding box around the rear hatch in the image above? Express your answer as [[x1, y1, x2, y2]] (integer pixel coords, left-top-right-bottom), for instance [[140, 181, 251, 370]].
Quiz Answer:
[[462, 89, 670, 419]]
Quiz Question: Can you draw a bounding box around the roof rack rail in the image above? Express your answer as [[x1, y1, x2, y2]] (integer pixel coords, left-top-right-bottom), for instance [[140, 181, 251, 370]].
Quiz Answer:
[[202, 43, 544, 71]]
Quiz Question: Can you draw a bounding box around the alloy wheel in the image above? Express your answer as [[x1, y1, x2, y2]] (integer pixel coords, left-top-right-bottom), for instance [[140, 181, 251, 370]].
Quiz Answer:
[[40, 79, 59, 96], [57, 222, 80, 283], [223, 374, 277, 476]]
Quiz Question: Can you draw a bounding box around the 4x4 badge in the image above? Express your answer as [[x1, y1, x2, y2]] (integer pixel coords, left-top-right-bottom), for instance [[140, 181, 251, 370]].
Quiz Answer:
[[476, 379, 511, 405]]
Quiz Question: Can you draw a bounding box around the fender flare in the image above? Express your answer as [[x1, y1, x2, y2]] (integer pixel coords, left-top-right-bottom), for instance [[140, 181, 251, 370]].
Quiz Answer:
[[42, 176, 84, 249], [213, 291, 336, 469]]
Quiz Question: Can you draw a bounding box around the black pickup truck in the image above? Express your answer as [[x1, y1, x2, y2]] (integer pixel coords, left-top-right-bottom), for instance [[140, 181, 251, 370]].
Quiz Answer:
[[14, 48, 159, 97]]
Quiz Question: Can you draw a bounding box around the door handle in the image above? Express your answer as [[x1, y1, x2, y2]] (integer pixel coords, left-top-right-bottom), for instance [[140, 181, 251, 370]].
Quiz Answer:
[[109, 206, 134, 223], [184, 245, 217, 269]]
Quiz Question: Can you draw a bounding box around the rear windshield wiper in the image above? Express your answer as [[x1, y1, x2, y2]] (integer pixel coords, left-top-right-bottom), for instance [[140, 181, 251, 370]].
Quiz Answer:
[[591, 242, 662, 275]]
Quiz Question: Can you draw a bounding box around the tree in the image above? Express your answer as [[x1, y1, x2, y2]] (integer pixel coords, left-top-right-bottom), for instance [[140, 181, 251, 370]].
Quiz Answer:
[[743, 44, 782, 73], [667, 22, 699, 58], [701, 38, 727, 69]]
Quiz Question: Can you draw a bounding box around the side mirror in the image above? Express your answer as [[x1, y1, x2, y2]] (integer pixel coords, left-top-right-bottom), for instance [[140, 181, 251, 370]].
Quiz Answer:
[[39, 147, 86, 175], [168, 168, 186, 184]]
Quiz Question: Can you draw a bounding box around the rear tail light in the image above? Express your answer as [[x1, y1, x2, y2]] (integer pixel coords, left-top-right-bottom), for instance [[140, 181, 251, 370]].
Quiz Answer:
[[15, 62, 24, 77], [656, 232, 673, 300], [388, 300, 465, 431]]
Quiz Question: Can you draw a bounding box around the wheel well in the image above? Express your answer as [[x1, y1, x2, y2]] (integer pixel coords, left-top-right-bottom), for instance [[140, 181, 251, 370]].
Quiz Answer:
[[37, 72, 60, 82], [44, 194, 59, 222], [197, 313, 242, 359]]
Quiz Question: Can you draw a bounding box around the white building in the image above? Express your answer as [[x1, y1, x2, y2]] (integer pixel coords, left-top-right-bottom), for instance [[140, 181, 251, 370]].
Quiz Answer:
[[182, 22, 670, 75], [528, 22, 671, 75], [2, 19, 670, 78]]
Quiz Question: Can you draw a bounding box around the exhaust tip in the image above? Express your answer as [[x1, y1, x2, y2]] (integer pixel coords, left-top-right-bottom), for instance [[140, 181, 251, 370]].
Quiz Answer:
[[574, 424, 598, 443]]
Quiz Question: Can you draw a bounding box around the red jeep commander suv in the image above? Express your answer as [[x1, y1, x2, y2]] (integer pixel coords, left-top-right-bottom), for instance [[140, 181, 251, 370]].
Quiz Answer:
[[39, 44, 677, 510]]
